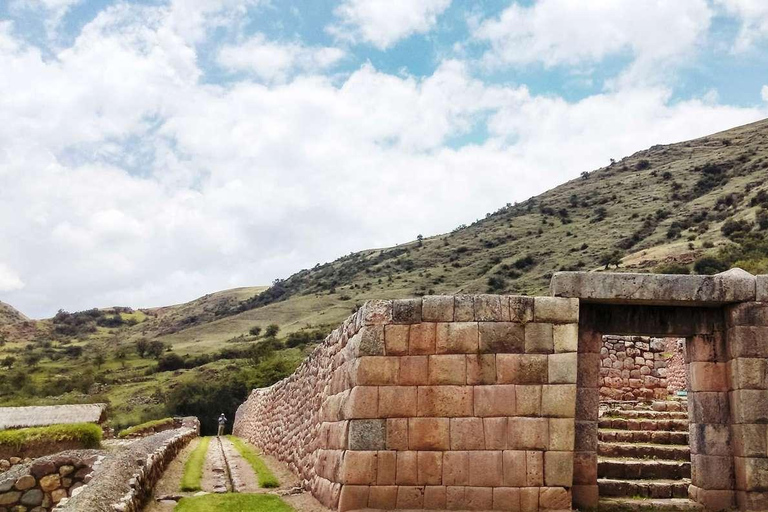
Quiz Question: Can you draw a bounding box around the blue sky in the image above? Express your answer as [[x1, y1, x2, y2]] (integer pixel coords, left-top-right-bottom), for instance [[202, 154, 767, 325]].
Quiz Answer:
[[0, 0, 767, 316]]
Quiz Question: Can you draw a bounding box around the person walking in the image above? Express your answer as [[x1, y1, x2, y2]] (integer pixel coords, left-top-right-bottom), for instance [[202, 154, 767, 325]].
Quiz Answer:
[[217, 413, 227, 436]]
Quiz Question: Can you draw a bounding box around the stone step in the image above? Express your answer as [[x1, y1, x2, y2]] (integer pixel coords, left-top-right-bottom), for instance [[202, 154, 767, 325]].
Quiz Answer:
[[599, 442, 690, 461], [599, 417, 689, 432], [599, 429, 689, 445], [598, 458, 691, 480], [598, 497, 702, 511], [603, 409, 689, 420], [598, 478, 691, 499]]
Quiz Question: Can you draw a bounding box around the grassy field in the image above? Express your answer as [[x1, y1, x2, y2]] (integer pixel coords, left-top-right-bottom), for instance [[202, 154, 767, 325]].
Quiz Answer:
[[1, 118, 768, 433], [175, 494, 294, 512], [180, 437, 211, 492], [228, 436, 279, 488]]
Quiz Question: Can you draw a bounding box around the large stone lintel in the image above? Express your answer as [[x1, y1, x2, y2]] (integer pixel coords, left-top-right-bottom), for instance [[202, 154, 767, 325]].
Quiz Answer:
[[550, 268, 756, 307]]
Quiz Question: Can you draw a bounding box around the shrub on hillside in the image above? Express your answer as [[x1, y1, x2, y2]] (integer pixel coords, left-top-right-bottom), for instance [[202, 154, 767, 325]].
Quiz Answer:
[[693, 256, 729, 275], [157, 353, 185, 372], [655, 263, 690, 275]]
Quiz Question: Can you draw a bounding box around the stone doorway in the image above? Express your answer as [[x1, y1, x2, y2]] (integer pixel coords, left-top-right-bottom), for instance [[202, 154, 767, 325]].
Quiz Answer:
[[551, 269, 765, 511]]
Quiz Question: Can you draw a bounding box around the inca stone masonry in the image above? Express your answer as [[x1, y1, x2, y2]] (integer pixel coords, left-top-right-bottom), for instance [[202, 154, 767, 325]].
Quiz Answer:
[[234, 269, 768, 511]]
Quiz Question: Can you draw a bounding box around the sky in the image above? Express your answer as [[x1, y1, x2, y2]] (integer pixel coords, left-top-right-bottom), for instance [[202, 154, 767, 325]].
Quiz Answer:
[[1, 0, 768, 318]]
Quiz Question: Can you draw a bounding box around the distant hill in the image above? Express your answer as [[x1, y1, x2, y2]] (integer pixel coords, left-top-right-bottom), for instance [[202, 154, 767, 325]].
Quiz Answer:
[[0, 300, 28, 327]]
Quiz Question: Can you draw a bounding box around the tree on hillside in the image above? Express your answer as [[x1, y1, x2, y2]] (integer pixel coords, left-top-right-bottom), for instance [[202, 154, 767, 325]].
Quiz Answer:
[[1, 355, 15, 369], [265, 324, 280, 338], [600, 250, 624, 270], [249, 326, 262, 337], [135, 338, 149, 358], [146, 340, 166, 359], [116, 346, 128, 368]]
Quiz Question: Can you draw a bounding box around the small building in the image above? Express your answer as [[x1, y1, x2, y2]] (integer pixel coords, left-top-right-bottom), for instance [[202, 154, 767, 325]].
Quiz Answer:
[[0, 403, 108, 430]]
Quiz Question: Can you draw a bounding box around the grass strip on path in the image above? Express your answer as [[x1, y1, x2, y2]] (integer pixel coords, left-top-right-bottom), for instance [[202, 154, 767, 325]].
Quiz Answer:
[[117, 417, 174, 438], [0, 423, 101, 451], [175, 494, 294, 512], [228, 436, 280, 488], [180, 437, 211, 492]]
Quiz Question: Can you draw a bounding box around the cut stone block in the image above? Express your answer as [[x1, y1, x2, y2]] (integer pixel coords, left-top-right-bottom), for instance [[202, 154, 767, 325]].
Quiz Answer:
[[395, 451, 418, 485], [442, 451, 469, 485], [469, 451, 503, 486], [392, 298, 422, 324], [551, 268, 756, 305], [355, 356, 400, 385], [534, 296, 579, 323], [423, 485, 447, 509], [466, 354, 496, 385], [408, 418, 450, 450], [436, 322, 479, 354], [553, 323, 578, 353], [691, 454, 735, 490], [358, 325, 386, 356], [508, 417, 548, 450], [479, 322, 525, 353], [362, 299, 393, 325], [473, 384, 516, 417], [515, 385, 542, 416], [398, 356, 428, 386], [417, 385, 473, 417], [368, 486, 397, 509], [340, 451, 377, 484], [384, 324, 409, 355], [548, 352, 578, 384], [450, 417, 485, 450], [409, 323, 437, 355], [541, 384, 576, 418], [454, 295, 475, 322], [544, 452, 573, 487], [497, 354, 548, 384], [428, 354, 466, 385], [502, 450, 526, 486], [422, 295, 454, 322], [525, 323, 554, 353], [758, 275, 768, 302], [378, 386, 417, 418], [377, 451, 397, 485], [509, 295, 535, 323], [348, 419, 386, 450], [548, 418, 575, 451], [396, 486, 425, 509], [338, 485, 369, 512], [474, 294, 509, 321], [417, 451, 443, 485]]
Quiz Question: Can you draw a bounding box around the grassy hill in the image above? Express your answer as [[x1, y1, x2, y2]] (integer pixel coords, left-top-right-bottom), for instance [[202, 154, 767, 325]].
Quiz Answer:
[[1, 118, 767, 432], [0, 301, 28, 327]]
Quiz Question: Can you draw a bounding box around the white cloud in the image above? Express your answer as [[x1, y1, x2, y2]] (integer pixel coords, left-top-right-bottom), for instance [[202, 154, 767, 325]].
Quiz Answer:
[[218, 35, 345, 83], [0, 3, 765, 317], [473, 0, 712, 83], [763, 85, 768, 101], [0, 264, 25, 292], [716, 0, 768, 51], [329, 0, 451, 49]]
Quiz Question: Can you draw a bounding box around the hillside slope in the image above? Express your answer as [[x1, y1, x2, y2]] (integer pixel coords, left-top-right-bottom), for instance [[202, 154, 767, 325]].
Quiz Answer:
[[204, 118, 768, 332], [0, 300, 28, 326]]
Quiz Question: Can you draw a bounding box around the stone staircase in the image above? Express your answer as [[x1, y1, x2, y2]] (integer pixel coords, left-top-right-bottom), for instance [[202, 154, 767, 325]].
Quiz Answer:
[[597, 400, 702, 511]]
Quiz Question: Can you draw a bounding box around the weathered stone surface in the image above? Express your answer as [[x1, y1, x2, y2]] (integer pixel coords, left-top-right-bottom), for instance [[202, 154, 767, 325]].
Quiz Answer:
[[525, 323, 553, 353], [551, 268, 756, 305], [421, 295, 454, 322], [479, 322, 524, 353], [758, 275, 768, 302], [20, 489, 42, 507], [347, 419, 386, 451], [534, 297, 579, 323], [392, 298, 422, 324], [13, 477, 34, 492]]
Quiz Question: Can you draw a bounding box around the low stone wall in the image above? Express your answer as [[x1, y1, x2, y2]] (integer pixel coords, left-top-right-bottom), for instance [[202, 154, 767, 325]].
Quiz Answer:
[[0, 456, 31, 473], [234, 295, 579, 511], [56, 419, 199, 512], [0, 439, 99, 462], [599, 335, 685, 401], [0, 449, 105, 510]]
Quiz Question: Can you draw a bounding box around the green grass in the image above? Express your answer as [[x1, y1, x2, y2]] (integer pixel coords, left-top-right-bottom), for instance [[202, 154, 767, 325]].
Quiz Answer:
[[228, 436, 280, 488], [175, 494, 294, 512], [0, 423, 101, 451], [117, 417, 174, 438], [180, 437, 211, 492]]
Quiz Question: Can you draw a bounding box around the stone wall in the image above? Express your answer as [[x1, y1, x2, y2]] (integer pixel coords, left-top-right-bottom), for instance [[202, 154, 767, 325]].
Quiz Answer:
[[56, 420, 199, 512], [0, 450, 104, 510], [599, 335, 685, 401], [234, 295, 580, 511]]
